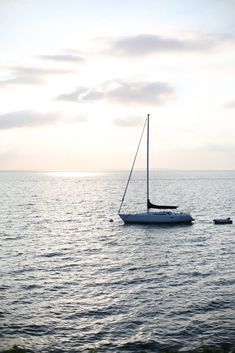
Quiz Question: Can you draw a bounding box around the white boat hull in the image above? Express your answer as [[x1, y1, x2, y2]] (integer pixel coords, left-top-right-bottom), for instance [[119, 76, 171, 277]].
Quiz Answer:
[[119, 211, 194, 225]]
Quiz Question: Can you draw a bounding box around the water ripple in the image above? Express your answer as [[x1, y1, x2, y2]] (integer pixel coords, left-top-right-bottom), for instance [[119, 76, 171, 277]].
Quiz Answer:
[[0, 171, 234, 352]]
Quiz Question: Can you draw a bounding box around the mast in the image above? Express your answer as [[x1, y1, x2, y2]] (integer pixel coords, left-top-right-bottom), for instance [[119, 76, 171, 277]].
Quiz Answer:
[[147, 114, 150, 212]]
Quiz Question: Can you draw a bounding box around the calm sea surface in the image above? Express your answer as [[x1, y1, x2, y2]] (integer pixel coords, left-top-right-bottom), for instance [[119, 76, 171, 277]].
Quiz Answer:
[[0, 170, 234, 353]]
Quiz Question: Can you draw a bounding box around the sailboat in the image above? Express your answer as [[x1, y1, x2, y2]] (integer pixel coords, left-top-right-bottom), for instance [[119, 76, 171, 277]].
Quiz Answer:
[[118, 114, 194, 225]]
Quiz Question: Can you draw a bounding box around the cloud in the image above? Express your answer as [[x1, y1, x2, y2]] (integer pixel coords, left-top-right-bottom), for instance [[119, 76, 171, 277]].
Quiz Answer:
[[56, 80, 174, 106], [105, 33, 234, 56], [203, 143, 235, 152], [56, 87, 89, 102], [0, 111, 58, 129], [224, 100, 235, 109], [0, 110, 87, 129], [104, 80, 174, 105], [82, 89, 104, 101], [0, 66, 74, 86], [113, 115, 144, 127], [39, 54, 85, 63]]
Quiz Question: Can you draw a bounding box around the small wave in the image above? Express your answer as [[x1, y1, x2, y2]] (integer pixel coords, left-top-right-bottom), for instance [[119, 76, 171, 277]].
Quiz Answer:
[[40, 252, 64, 258], [198, 299, 234, 312], [118, 339, 162, 352], [4, 323, 52, 337], [66, 306, 120, 320], [212, 278, 235, 286], [21, 284, 42, 290], [11, 267, 36, 275], [178, 270, 214, 278], [3, 234, 23, 241]]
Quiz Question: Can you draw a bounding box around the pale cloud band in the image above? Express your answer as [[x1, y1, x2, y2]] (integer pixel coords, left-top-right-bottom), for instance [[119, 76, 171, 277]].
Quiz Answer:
[[105, 33, 235, 56], [0, 111, 87, 129], [204, 143, 235, 152], [0, 66, 74, 86], [113, 115, 144, 127], [224, 100, 235, 109], [39, 54, 85, 63], [56, 80, 174, 106]]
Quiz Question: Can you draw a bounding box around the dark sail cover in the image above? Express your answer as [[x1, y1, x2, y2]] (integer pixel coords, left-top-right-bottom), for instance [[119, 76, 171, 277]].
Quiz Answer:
[[147, 199, 178, 210]]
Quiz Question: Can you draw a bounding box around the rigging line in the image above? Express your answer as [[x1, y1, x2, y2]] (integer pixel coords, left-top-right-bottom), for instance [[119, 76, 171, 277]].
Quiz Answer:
[[118, 117, 148, 214]]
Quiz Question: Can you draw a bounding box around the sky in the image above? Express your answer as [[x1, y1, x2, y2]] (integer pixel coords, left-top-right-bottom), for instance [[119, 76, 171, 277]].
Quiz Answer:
[[0, 0, 235, 170]]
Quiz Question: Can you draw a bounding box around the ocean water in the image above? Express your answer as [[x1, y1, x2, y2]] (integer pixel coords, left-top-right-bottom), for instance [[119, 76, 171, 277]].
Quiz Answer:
[[0, 170, 234, 353]]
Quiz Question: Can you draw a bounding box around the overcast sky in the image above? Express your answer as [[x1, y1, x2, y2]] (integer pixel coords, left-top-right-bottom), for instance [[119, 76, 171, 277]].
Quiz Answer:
[[0, 0, 235, 170]]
